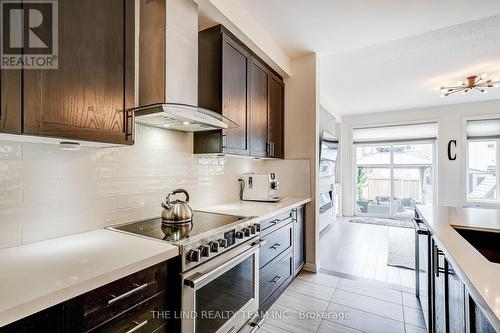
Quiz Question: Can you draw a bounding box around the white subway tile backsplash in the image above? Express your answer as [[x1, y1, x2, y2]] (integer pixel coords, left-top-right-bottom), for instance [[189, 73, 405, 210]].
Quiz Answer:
[[0, 221, 22, 249], [0, 180, 23, 204], [117, 191, 165, 209], [23, 179, 92, 201], [0, 124, 310, 248], [61, 195, 117, 218], [0, 143, 22, 160]]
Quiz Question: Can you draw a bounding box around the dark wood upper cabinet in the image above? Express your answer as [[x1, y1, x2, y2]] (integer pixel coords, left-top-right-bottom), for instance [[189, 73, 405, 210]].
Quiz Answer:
[[250, 58, 269, 157], [196, 25, 284, 158], [0, 69, 22, 134], [268, 72, 284, 158], [14, 0, 135, 144], [195, 26, 250, 155]]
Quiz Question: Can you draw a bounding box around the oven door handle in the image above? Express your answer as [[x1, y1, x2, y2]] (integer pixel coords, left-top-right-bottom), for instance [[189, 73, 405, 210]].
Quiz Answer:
[[184, 239, 266, 289]]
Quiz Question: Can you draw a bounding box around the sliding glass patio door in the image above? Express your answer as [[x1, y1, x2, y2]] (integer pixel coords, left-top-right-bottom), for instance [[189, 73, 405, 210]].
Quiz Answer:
[[354, 142, 434, 219]]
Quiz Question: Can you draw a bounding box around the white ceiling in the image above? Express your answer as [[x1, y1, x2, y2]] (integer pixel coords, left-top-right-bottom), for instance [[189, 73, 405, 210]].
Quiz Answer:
[[238, 0, 500, 115]]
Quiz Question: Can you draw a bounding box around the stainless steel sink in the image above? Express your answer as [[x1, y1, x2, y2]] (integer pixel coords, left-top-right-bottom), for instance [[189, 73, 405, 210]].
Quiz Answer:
[[452, 227, 500, 264]]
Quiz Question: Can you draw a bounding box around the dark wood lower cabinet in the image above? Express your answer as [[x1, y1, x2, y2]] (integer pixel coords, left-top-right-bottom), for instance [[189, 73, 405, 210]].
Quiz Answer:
[[469, 298, 497, 333], [0, 304, 64, 333], [431, 240, 498, 333], [447, 261, 466, 333], [433, 243, 447, 333], [0, 262, 171, 333], [258, 205, 305, 313]]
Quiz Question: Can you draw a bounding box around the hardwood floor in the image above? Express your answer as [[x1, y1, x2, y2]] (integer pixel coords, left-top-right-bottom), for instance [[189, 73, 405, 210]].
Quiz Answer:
[[318, 218, 415, 289]]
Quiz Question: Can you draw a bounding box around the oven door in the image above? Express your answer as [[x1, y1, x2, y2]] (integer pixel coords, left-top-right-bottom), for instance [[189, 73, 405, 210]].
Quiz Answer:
[[181, 239, 262, 333]]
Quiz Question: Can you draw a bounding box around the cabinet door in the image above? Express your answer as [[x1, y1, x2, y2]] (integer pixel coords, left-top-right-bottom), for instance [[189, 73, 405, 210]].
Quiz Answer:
[[268, 73, 284, 158], [446, 259, 466, 333], [0, 69, 22, 134], [250, 58, 268, 157], [433, 243, 447, 333], [221, 34, 249, 155], [470, 297, 497, 333], [23, 0, 135, 144], [1, 304, 64, 333], [293, 206, 305, 275]]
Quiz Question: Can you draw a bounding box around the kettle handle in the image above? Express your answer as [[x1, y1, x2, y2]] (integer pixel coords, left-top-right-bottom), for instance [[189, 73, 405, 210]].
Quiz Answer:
[[167, 188, 190, 203], [172, 188, 190, 202]]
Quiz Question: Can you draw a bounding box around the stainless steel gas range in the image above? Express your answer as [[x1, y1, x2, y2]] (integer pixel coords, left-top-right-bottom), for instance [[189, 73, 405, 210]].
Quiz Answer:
[[108, 211, 263, 333]]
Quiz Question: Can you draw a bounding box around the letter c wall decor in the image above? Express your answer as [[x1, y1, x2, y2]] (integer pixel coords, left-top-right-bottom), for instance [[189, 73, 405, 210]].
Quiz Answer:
[[448, 140, 457, 160]]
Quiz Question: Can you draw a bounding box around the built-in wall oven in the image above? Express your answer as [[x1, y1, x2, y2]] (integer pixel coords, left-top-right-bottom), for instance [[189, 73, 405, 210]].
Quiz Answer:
[[414, 211, 431, 331], [182, 238, 262, 333]]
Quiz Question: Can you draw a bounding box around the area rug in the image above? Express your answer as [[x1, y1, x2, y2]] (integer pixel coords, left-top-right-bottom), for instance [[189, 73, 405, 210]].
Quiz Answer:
[[387, 227, 415, 270], [349, 216, 414, 229]]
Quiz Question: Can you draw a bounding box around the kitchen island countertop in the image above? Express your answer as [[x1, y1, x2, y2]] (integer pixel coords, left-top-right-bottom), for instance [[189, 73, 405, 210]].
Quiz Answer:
[[0, 229, 178, 327], [416, 205, 500, 329]]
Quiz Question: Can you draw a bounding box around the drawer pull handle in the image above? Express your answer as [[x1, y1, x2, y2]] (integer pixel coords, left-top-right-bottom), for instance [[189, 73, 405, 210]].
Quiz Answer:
[[271, 275, 283, 284], [269, 219, 281, 226], [108, 283, 148, 305], [125, 320, 148, 333], [270, 243, 282, 250]]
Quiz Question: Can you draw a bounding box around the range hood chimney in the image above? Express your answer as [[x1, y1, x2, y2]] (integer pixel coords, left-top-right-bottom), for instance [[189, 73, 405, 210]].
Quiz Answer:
[[136, 0, 234, 131]]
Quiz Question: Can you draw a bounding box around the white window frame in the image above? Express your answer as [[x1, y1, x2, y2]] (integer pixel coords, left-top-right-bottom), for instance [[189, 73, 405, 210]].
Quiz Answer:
[[464, 115, 500, 206], [352, 140, 436, 218], [465, 138, 500, 205]]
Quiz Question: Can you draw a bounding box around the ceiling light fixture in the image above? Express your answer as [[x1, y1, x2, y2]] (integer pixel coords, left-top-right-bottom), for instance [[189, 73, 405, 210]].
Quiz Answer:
[[435, 74, 500, 97]]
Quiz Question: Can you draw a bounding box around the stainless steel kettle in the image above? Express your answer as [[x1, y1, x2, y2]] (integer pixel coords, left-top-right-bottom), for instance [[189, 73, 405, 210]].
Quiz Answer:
[[161, 189, 193, 224]]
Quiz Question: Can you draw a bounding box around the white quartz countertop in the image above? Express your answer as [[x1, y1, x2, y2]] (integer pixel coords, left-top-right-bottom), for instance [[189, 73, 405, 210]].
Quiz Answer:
[[416, 205, 500, 328], [0, 229, 178, 327], [198, 197, 311, 221]]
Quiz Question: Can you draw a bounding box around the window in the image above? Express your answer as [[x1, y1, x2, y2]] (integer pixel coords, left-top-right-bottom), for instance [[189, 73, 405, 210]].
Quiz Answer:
[[466, 119, 500, 202], [355, 143, 434, 218], [353, 123, 437, 218]]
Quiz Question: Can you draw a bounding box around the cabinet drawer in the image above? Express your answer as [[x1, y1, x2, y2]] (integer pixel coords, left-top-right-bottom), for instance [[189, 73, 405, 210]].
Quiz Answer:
[[259, 250, 293, 305], [69, 263, 167, 331], [260, 210, 293, 233], [259, 222, 293, 269], [93, 292, 168, 333]]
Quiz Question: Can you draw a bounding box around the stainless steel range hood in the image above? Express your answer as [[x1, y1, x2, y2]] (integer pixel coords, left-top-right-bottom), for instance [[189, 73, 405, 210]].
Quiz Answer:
[[136, 0, 234, 132], [133, 103, 236, 132]]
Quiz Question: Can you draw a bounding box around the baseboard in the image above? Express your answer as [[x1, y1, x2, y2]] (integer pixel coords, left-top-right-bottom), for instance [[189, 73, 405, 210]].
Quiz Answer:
[[303, 262, 319, 273]]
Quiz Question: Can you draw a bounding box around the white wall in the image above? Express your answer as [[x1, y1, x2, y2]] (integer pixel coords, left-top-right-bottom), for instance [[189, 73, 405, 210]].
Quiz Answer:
[[284, 53, 319, 271], [341, 99, 500, 216], [0, 125, 310, 249]]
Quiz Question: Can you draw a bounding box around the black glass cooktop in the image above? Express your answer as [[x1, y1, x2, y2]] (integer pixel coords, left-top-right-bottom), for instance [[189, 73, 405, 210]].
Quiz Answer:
[[112, 211, 244, 243]]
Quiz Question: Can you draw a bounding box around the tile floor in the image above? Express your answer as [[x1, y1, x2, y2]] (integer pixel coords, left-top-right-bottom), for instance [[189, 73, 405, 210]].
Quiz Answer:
[[319, 218, 415, 289], [257, 271, 426, 333]]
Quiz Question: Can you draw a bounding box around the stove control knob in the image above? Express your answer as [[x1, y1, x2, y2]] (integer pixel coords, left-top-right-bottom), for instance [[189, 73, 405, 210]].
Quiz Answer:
[[199, 244, 211, 257], [209, 241, 219, 253], [218, 238, 228, 248], [186, 249, 200, 262], [253, 223, 261, 232], [249, 225, 257, 235], [243, 227, 251, 237], [235, 231, 244, 239]]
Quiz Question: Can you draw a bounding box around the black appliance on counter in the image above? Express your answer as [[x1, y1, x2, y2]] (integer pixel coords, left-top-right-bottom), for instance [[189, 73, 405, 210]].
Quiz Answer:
[[109, 211, 263, 333], [414, 210, 432, 331]]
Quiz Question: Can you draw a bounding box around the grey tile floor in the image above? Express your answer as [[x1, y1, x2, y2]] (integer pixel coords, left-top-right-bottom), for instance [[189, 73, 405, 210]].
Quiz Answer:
[[257, 271, 427, 333]]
